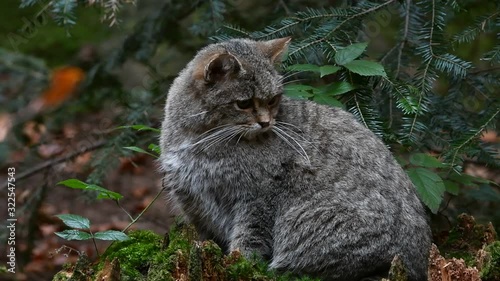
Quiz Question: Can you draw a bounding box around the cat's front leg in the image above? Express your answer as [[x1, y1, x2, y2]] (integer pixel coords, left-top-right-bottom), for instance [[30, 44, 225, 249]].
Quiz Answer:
[[229, 211, 273, 260]]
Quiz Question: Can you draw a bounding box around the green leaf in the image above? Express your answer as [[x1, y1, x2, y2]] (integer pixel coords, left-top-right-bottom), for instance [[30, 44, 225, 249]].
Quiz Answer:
[[58, 179, 123, 200], [124, 146, 158, 158], [407, 167, 445, 213], [344, 60, 387, 77], [286, 64, 320, 73], [465, 185, 500, 202], [284, 84, 316, 99], [117, 125, 160, 133], [55, 214, 90, 230], [319, 65, 341, 77], [312, 94, 344, 108], [334, 42, 368, 65], [87, 185, 123, 200], [395, 156, 409, 167], [94, 230, 130, 241], [55, 230, 92, 241], [449, 172, 490, 186], [444, 180, 460, 196], [148, 144, 161, 155], [409, 153, 446, 168], [321, 82, 355, 96], [57, 179, 87, 189]]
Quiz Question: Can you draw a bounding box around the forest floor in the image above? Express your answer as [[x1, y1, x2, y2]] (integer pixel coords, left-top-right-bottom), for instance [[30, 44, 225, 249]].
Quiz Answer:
[[0, 110, 176, 281]]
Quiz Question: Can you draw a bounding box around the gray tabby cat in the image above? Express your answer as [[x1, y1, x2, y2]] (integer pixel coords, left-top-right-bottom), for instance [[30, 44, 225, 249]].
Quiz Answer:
[[159, 37, 431, 281]]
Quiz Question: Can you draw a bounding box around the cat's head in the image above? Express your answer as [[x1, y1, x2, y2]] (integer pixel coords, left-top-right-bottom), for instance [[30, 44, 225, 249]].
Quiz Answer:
[[165, 37, 291, 141]]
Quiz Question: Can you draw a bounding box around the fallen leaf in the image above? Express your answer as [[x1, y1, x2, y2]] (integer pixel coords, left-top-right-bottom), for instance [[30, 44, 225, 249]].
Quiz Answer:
[[481, 130, 498, 143], [0, 113, 13, 142], [38, 143, 64, 158], [41, 66, 85, 107], [23, 121, 46, 145], [131, 186, 150, 199]]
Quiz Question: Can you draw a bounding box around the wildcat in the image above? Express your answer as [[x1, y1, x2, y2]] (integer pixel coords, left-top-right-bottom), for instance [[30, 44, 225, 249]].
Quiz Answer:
[[159, 37, 431, 281]]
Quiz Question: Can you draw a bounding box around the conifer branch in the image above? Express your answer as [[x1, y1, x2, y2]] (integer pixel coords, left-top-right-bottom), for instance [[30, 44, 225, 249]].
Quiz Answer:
[[288, 0, 397, 58], [395, 0, 411, 78], [448, 109, 499, 172], [407, 0, 435, 141], [223, 25, 250, 36], [353, 93, 369, 129]]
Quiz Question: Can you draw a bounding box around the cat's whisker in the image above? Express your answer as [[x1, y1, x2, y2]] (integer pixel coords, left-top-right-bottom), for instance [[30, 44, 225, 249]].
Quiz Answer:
[[202, 131, 237, 150], [199, 128, 236, 147], [272, 126, 311, 164], [193, 124, 234, 144], [191, 127, 232, 148], [275, 122, 315, 144], [276, 126, 314, 146], [279, 70, 310, 82], [200, 126, 242, 150], [222, 127, 245, 146], [235, 129, 246, 145], [188, 111, 209, 118], [273, 129, 309, 164], [276, 121, 302, 131], [282, 78, 307, 85]]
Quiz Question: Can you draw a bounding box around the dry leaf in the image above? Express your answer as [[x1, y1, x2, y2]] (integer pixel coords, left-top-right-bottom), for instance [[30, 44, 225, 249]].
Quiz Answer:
[[41, 66, 85, 107]]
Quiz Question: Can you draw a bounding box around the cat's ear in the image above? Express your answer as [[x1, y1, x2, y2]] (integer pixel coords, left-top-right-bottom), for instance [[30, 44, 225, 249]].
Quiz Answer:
[[204, 53, 242, 83], [258, 37, 292, 63]]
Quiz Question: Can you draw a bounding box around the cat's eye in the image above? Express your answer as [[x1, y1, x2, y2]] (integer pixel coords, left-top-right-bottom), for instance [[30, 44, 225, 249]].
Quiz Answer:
[[236, 99, 253, 110], [268, 95, 281, 107]]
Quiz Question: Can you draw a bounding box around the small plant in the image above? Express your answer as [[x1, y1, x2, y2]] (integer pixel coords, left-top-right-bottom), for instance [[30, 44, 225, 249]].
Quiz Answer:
[[284, 41, 386, 109], [55, 124, 164, 256], [120, 124, 161, 158], [55, 213, 129, 256], [402, 153, 491, 214]]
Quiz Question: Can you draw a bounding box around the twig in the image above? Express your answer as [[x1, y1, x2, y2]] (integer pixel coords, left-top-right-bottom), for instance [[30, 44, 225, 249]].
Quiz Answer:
[[121, 185, 167, 233], [21, 169, 50, 270], [1, 140, 107, 191], [468, 66, 500, 75], [279, 0, 292, 16], [395, 0, 411, 79], [88, 228, 100, 257], [407, 0, 436, 140], [447, 108, 499, 176], [116, 200, 134, 221]]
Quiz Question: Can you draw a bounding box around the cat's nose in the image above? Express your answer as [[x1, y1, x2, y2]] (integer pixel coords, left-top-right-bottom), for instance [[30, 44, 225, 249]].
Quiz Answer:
[[258, 121, 270, 128]]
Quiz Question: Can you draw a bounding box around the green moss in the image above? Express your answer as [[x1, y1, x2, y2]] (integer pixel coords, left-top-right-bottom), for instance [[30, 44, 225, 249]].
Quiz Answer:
[[480, 241, 500, 281], [387, 255, 408, 281], [51, 254, 92, 281], [200, 240, 225, 278], [51, 271, 70, 281], [53, 222, 320, 280], [225, 252, 266, 280], [98, 230, 162, 280], [188, 242, 203, 280], [224, 251, 319, 281]]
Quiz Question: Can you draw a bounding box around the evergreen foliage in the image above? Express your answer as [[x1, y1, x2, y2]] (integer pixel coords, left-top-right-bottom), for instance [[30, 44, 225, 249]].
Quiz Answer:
[[209, 0, 499, 213]]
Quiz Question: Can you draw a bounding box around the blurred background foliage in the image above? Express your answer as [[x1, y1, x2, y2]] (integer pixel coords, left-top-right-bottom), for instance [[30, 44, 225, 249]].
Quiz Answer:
[[0, 0, 499, 278]]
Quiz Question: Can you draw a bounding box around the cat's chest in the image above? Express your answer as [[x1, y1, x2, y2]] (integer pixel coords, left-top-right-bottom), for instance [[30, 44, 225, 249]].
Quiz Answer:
[[162, 138, 291, 194]]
